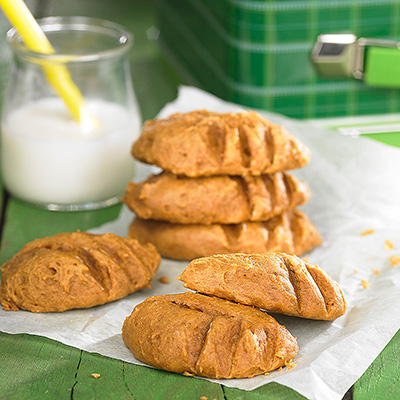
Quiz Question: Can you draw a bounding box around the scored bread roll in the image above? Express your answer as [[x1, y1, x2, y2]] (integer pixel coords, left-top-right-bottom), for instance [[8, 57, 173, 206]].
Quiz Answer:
[[122, 292, 298, 379], [0, 232, 161, 312], [128, 209, 322, 260], [123, 171, 310, 224], [178, 252, 346, 321], [132, 110, 310, 177]]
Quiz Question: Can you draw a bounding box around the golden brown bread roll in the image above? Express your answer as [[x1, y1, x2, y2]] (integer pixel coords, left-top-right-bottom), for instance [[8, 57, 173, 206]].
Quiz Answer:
[[128, 209, 322, 260], [178, 252, 346, 320], [122, 171, 310, 224], [122, 292, 298, 378], [132, 110, 310, 177], [0, 232, 161, 312]]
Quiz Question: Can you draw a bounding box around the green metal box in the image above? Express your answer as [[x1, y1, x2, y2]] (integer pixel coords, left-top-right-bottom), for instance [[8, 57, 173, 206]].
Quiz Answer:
[[156, 0, 400, 118]]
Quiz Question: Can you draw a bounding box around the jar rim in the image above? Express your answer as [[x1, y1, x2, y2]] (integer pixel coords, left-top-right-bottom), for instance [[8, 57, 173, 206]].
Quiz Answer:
[[7, 16, 132, 63]]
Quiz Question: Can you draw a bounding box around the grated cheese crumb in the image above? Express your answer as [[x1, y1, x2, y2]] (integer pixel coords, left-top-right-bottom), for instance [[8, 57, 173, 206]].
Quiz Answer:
[[389, 255, 400, 267], [373, 269, 380, 275], [384, 240, 394, 251], [200, 397, 207, 400], [91, 373, 100, 379], [183, 371, 195, 377], [354, 269, 358, 274], [361, 279, 370, 289], [360, 229, 375, 236]]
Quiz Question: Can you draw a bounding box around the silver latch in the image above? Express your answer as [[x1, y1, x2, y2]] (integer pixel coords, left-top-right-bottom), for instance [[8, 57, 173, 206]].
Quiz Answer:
[[311, 34, 400, 79]]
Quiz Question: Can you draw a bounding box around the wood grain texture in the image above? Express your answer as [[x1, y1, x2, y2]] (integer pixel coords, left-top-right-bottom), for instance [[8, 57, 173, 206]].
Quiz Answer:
[[0, 200, 122, 265], [353, 330, 400, 400], [0, 332, 81, 400], [223, 383, 307, 400]]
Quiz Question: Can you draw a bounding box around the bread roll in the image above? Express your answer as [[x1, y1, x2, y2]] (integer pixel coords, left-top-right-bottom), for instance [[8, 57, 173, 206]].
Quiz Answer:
[[123, 171, 310, 224], [128, 209, 322, 260], [178, 252, 346, 320], [122, 292, 298, 378], [0, 232, 161, 312], [132, 110, 310, 177]]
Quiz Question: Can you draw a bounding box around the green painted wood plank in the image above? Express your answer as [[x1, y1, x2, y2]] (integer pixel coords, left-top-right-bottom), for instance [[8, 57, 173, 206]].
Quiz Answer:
[[0, 200, 122, 265], [223, 383, 307, 400], [0, 332, 81, 400], [72, 352, 132, 400], [122, 363, 224, 400], [74, 350, 224, 400], [353, 330, 400, 400]]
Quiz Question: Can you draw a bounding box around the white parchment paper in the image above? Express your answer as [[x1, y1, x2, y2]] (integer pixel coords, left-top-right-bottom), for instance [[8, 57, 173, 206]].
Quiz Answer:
[[1, 87, 400, 400]]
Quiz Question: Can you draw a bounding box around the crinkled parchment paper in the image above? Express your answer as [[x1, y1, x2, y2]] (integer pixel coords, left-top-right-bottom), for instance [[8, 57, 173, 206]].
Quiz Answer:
[[1, 87, 400, 400]]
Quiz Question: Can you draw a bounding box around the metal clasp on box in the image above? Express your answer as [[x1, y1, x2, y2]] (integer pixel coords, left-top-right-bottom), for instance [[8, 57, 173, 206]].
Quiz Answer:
[[311, 34, 400, 80]]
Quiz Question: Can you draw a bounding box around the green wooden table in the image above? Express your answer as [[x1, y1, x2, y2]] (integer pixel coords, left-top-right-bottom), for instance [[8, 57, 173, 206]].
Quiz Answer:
[[0, 1, 399, 399]]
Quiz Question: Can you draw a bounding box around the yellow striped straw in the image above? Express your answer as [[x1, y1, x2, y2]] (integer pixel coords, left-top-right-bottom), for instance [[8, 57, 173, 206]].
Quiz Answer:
[[0, 0, 100, 131]]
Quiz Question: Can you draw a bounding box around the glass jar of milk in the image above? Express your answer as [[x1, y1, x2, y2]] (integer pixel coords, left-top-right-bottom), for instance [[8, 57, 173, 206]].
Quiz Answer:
[[1, 17, 141, 210]]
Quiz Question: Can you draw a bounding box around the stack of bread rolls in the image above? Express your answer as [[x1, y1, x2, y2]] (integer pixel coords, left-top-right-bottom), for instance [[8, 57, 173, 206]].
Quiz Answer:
[[124, 110, 322, 260]]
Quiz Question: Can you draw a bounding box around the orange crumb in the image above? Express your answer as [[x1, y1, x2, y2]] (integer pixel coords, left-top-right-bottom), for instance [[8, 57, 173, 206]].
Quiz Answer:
[[200, 397, 207, 400], [183, 371, 195, 377], [384, 240, 394, 251], [278, 367, 283, 371], [360, 229, 375, 236], [159, 276, 170, 284], [91, 373, 100, 379], [354, 292, 358, 296], [362, 279, 370, 289], [354, 269, 358, 274], [373, 269, 380, 275], [264, 372, 270, 376], [389, 255, 400, 267], [285, 360, 296, 370]]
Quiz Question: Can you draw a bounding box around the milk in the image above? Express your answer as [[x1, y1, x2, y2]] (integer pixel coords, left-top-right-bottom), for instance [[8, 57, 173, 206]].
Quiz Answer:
[[1, 98, 140, 207]]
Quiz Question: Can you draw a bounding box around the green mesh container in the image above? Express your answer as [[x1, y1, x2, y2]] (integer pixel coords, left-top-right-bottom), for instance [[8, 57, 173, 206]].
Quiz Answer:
[[156, 0, 400, 118]]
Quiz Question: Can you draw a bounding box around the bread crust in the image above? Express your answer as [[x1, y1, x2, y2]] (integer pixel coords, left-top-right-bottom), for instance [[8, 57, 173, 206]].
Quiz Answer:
[[0, 232, 161, 312], [122, 292, 298, 378], [178, 252, 346, 320], [132, 110, 310, 177], [123, 171, 310, 224], [128, 209, 322, 260]]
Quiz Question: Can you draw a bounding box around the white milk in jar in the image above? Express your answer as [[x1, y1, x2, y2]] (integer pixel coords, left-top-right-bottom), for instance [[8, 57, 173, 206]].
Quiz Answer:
[[1, 98, 140, 208]]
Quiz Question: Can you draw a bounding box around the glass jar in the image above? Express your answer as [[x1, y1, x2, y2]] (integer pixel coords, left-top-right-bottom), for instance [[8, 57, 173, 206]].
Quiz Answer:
[[1, 16, 141, 210]]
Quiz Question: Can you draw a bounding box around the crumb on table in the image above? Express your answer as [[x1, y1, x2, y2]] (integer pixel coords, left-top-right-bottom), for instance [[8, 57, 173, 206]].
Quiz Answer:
[[384, 239, 394, 251], [91, 373, 100, 379], [354, 269, 358, 274], [361, 279, 370, 289], [360, 229, 375, 236], [389, 255, 400, 267], [159, 276, 170, 284], [373, 269, 380, 275], [285, 360, 296, 370]]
